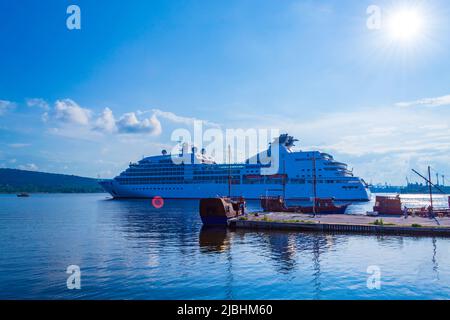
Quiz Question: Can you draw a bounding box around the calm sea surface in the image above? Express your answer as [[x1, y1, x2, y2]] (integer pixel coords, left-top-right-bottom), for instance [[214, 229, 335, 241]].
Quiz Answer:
[[0, 193, 449, 300]]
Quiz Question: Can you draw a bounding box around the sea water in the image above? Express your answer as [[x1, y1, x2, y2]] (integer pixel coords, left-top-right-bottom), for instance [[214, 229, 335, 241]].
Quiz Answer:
[[0, 193, 449, 299]]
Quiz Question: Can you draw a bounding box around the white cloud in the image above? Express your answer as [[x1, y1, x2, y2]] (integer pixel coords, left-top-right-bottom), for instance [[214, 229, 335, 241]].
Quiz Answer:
[[54, 99, 91, 125], [46, 126, 103, 142], [0, 100, 15, 115], [291, 108, 450, 158], [94, 107, 117, 133], [396, 94, 450, 108], [41, 112, 49, 122], [18, 163, 39, 171], [152, 109, 220, 127], [43, 99, 214, 138], [26, 98, 50, 110], [116, 112, 162, 135], [45, 100, 164, 137], [149, 114, 162, 135], [226, 105, 450, 184]]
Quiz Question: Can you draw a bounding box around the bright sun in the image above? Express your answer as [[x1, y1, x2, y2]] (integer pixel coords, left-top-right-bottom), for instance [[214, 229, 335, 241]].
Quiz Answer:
[[387, 8, 424, 42]]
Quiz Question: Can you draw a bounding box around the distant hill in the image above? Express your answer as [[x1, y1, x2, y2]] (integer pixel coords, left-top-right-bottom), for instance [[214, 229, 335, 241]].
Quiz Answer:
[[0, 168, 104, 193]]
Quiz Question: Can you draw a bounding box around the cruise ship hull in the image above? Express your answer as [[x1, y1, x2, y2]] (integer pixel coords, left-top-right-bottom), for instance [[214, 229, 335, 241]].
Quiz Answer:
[[100, 180, 371, 202]]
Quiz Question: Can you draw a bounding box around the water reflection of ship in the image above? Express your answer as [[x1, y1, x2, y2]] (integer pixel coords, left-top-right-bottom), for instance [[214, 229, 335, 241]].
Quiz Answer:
[[97, 198, 202, 264], [415, 237, 440, 284], [261, 232, 298, 273], [259, 231, 341, 299], [198, 227, 339, 298], [432, 237, 439, 278], [199, 226, 231, 253], [254, 231, 341, 273], [198, 226, 234, 299], [199, 225, 341, 277]]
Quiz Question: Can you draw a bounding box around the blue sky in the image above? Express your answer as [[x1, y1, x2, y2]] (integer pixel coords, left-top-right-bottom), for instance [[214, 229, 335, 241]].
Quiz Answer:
[[1, 0, 450, 184]]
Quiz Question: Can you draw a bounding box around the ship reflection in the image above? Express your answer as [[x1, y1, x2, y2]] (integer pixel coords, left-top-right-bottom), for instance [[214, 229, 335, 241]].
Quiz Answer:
[[198, 226, 235, 299], [432, 237, 439, 279], [260, 231, 298, 273], [199, 226, 231, 253], [230, 230, 341, 299], [98, 197, 445, 300]]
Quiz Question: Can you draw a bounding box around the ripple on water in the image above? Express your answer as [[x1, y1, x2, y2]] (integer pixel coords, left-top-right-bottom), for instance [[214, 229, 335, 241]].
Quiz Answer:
[[0, 194, 449, 299]]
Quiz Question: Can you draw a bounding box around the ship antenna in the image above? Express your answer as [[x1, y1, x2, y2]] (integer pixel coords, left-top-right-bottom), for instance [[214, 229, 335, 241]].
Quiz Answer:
[[282, 159, 286, 200], [428, 166, 434, 215], [312, 153, 317, 217]]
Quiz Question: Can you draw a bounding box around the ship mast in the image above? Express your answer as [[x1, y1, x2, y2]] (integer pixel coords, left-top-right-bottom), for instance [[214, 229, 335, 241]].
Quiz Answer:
[[228, 144, 231, 198], [428, 166, 434, 212], [282, 159, 286, 199], [411, 167, 448, 217], [312, 154, 317, 216]]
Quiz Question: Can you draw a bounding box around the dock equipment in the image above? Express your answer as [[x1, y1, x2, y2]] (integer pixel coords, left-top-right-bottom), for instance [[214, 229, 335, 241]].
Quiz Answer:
[[412, 167, 450, 217]]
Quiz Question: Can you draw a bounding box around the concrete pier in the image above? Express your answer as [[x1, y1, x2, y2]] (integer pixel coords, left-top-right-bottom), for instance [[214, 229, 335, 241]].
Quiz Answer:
[[228, 213, 450, 237]]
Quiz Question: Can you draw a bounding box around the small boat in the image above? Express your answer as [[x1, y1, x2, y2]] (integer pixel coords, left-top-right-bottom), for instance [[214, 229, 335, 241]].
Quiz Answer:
[[260, 196, 349, 214], [260, 196, 300, 213], [300, 198, 349, 214], [17, 192, 30, 198], [199, 197, 246, 225]]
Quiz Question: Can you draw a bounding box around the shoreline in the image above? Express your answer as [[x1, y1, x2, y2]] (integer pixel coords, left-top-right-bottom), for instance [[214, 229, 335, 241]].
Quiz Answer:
[[229, 212, 450, 237]]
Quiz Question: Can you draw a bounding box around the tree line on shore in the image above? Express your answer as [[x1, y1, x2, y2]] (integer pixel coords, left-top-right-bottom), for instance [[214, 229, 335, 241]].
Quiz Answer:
[[0, 168, 104, 193]]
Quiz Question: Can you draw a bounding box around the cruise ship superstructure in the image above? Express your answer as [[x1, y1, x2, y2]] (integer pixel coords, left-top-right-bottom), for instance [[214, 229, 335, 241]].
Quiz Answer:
[[100, 134, 371, 201]]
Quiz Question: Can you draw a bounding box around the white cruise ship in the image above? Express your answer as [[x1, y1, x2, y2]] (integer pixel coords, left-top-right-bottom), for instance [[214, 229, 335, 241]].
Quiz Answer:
[[100, 134, 371, 201]]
